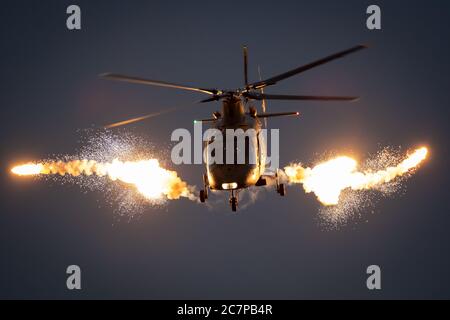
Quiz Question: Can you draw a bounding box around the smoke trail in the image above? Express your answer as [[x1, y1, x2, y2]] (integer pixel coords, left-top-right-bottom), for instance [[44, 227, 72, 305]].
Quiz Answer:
[[284, 147, 428, 206]]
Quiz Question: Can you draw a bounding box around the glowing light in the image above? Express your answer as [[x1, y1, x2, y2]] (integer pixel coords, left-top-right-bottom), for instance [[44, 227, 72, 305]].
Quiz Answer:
[[11, 163, 43, 176], [284, 147, 428, 206], [222, 182, 238, 190]]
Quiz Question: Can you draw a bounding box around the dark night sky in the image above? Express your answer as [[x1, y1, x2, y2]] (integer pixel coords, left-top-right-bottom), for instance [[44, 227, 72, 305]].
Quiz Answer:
[[0, 0, 449, 299]]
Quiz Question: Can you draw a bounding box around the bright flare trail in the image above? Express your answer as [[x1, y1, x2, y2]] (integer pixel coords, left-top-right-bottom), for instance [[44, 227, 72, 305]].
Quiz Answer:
[[10, 142, 428, 216], [284, 147, 428, 206], [11, 159, 194, 201]]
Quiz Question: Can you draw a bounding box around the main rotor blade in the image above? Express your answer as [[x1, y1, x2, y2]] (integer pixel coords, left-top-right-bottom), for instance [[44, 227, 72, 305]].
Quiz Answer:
[[248, 93, 359, 101], [198, 96, 221, 103], [248, 45, 368, 89], [258, 111, 300, 118], [243, 46, 249, 87], [194, 118, 217, 123], [104, 107, 178, 128], [99, 73, 217, 95]]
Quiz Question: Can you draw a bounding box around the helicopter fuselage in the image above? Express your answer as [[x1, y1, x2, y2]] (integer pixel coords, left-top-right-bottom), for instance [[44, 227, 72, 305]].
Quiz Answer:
[[204, 96, 266, 191]]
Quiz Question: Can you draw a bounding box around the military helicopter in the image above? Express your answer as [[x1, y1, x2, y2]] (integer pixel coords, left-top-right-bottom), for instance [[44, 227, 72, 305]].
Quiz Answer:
[[100, 44, 367, 211]]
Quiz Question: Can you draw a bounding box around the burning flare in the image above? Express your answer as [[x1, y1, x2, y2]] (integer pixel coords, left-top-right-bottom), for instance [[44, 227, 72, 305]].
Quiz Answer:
[[11, 163, 44, 176], [11, 159, 194, 201], [284, 147, 428, 206]]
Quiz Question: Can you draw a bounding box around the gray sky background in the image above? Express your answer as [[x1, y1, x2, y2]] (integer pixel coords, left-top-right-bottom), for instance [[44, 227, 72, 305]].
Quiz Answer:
[[0, 0, 449, 299]]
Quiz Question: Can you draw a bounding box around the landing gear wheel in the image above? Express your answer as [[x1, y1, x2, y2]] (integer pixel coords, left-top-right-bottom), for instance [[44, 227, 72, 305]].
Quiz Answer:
[[277, 183, 286, 196], [200, 190, 206, 203], [230, 197, 238, 212], [202, 173, 209, 199]]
